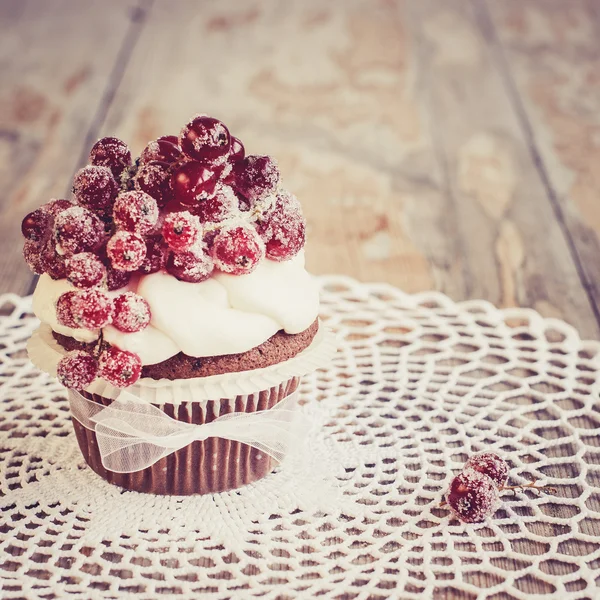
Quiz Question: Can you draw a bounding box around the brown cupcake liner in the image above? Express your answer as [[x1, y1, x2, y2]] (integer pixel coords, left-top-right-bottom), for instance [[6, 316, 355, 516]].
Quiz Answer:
[[71, 377, 300, 495]]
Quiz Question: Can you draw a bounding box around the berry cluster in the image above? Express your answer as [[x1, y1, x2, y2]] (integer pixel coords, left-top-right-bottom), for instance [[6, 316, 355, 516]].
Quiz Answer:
[[21, 114, 307, 390], [444, 452, 555, 523]]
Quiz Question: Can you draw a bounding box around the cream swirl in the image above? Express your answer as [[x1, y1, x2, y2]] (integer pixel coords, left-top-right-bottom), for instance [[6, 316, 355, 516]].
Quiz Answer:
[[32, 251, 320, 365]]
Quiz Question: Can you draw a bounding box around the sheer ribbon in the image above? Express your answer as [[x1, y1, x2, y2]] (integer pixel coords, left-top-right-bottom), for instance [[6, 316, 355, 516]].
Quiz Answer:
[[69, 390, 302, 473]]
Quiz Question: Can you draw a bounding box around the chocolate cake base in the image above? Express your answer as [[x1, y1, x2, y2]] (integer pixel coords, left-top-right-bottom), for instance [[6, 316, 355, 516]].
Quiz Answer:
[[72, 377, 300, 495]]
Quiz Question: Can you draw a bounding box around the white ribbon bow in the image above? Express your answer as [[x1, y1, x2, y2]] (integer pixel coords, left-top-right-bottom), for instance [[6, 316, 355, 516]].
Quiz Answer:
[[69, 390, 302, 474]]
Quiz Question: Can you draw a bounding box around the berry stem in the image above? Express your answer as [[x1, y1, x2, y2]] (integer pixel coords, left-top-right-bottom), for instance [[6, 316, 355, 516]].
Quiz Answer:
[[439, 479, 557, 507]]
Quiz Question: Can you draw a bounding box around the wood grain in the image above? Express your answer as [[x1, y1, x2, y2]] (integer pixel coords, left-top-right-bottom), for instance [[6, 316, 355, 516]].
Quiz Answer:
[[0, 0, 147, 295]]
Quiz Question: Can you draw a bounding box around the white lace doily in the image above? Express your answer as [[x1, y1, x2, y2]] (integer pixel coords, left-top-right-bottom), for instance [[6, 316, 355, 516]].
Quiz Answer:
[[1, 277, 600, 600]]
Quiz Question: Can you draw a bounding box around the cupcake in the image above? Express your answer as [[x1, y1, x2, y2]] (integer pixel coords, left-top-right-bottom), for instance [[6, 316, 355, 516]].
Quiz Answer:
[[23, 115, 330, 495]]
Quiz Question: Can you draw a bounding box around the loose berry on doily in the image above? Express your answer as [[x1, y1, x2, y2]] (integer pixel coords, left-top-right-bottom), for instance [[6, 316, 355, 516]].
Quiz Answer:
[[212, 225, 265, 275], [138, 236, 168, 274], [445, 470, 500, 524], [172, 161, 218, 206], [166, 248, 214, 283], [73, 165, 118, 211], [134, 161, 173, 207], [71, 288, 114, 329], [98, 346, 142, 388], [465, 453, 509, 489], [179, 115, 231, 163], [106, 231, 147, 272], [106, 265, 131, 291], [57, 350, 98, 390], [192, 184, 237, 224], [112, 292, 151, 333], [42, 198, 73, 217], [89, 137, 132, 180], [113, 191, 159, 235], [231, 155, 279, 202], [228, 136, 245, 164], [23, 241, 45, 275], [40, 241, 67, 280], [53, 206, 106, 255], [22, 209, 50, 243], [257, 190, 305, 261], [65, 252, 106, 289], [56, 291, 79, 328], [162, 211, 201, 252], [140, 139, 183, 165]]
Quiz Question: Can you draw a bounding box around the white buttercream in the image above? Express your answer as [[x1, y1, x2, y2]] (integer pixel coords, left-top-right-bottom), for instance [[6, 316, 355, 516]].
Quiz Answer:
[[32, 250, 320, 365]]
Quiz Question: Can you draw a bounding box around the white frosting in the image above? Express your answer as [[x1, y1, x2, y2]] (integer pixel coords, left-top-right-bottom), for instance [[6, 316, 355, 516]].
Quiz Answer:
[[32, 251, 320, 366]]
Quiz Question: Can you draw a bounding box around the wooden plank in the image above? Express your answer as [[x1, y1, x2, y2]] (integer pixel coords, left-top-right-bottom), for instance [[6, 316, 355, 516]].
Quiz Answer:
[[486, 0, 600, 334], [0, 0, 147, 295], [95, 0, 467, 299], [404, 0, 600, 340]]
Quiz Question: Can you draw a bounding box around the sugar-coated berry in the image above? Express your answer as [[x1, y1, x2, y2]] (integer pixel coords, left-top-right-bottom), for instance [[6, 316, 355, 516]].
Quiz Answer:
[[98, 346, 142, 388], [134, 161, 173, 207], [166, 248, 214, 283], [446, 470, 499, 524], [258, 191, 305, 261], [171, 161, 218, 206], [23, 241, 45, 274], [106, 265, 131, 291], [232, 155, 279, 202], [40, 241, 67, 280], [73, 165, 118, 211], [53, 206, 106, 255], [162, 211, 202, 251], [106, 231, 147, 272], [179, 115, 231, 162], [57, 350, 98, 390], [71, 288, 114, 329], [89, 137, 132, 179], [192, 185, 237, 224], [113, 190, 159, 235], [138, 236, 167, 274], [65, 252, 106, 289], [56, 291, 79, 328], [21, 209, 50, 242], [212, 225, 265, 275], [140, 139, 182, 165], [465, 453, 509, 489], [112, 292, 151, 333], [42, 199, 73, 217], [228, 137, 245, 163]]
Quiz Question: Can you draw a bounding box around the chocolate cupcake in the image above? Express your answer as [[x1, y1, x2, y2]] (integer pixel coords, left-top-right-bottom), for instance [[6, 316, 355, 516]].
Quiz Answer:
[[23, 115, 329, 495]]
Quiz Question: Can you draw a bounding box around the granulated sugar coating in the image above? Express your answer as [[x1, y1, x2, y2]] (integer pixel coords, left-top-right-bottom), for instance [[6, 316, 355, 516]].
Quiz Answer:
[[162, 211, 202, 252], [134, 161, 173, 207], [98, 346, 142, 388], [113, 190, 159, 235], [259, 191, 306, 261], [53, 206, 106, 255], [73, 165, 118, 211], [165, 247, 214, 283], [140, 139, 182, 165], [71, 288, 114, 330], [465, 452, 509, 488], [56, 350, 99, 390], [212, 224, 265, 275], [65, 252, 106, 289], [112, 292, 151, 333], [446, 469, 500, 523], [106, 231, 147, 272]]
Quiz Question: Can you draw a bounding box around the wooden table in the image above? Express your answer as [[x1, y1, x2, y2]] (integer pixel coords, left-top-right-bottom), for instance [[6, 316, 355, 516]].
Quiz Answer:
[[1, 1, 599, 599]]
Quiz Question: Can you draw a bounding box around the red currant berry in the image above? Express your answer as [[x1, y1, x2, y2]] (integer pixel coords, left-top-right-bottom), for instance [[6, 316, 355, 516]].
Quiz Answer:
[[232, 155, 279, 202], [98, 346, 142, 388], [71, 288, 114, 329], [57, 350, 98, 389], [166, 248, 214, 283], [228, 136, 245, 163], [192, 185, 237, 224], [89, 137, 132, 179], [21, 209, 50, 243], [73, 165, 118, 211], [56, 291, 79, 328], [53, 206, 106, 255], [162, 211, 201, 251], [445, 470, 499, 523], [140, 139, 183, 165], [138, 236, 167, 274], [212, 225, 265, 275], [40, 241, 67, 280], [106, 265, 131, 291], [465, 453, 509, 488], [112, 292, 151, 333], [258, 191, 305, 261], [23, 241, 45, 274], [65, 252, 106, 289], [113, 191, 158, 235], [171, 161, 218, 206], [134, 161, 173, 207], [179, 115, 231, 162], [42, 198, 73, 217], [158, 135, 179, 146], [106, 231, 147, 272]]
